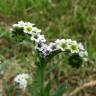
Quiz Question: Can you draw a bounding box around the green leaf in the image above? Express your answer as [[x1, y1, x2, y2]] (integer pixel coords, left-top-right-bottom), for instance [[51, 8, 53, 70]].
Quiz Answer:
[[68, 53, 83, 68], [53, 81, 68, 96], [44, 80, 51, 96]]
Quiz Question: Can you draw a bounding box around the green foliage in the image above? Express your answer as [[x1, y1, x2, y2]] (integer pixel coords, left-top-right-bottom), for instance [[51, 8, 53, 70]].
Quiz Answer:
[[54, 81, 68, 96], [44, 80, 51, 96], [68, 53, 83, 68]]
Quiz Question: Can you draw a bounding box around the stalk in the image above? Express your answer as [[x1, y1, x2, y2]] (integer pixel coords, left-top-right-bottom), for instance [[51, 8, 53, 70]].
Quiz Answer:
[[40, 65, 45, 96], [37, 57, 46, 96]]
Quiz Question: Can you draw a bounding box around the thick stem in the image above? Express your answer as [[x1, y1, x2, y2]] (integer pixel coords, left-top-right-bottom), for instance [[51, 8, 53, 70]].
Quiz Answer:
[[35, 51, 46, 96], [38, 59, 46, 96]]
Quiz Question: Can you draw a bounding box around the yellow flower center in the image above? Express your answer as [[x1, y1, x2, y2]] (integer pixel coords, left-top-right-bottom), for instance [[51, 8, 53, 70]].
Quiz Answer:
[[61, 43, 67, 49], [26, 26, 32, 32], [70, 44, 77, 51]]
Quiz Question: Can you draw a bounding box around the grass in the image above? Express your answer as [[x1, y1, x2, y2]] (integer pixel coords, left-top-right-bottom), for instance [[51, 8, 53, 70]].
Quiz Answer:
[[0, 0, 96, 95]]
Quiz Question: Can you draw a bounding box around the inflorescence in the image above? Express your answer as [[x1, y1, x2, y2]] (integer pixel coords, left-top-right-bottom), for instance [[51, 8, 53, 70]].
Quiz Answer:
[[14, 73, 29, 90], [11, 21, 88, 60]]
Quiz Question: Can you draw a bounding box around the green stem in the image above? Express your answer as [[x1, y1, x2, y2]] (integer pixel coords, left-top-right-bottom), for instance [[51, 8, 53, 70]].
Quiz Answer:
[[38, 60, 46, 96], [35, 51, 46, 96]]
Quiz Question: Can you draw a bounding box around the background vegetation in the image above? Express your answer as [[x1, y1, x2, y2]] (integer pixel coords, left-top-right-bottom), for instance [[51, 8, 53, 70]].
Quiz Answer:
[[0, 0, 96, 95]]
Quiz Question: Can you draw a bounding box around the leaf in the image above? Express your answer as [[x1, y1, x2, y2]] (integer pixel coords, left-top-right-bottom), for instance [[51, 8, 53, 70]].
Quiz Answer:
[[53, 81, 68, 96], [68, 53, 83, 68], [44, 80, 51, 96]]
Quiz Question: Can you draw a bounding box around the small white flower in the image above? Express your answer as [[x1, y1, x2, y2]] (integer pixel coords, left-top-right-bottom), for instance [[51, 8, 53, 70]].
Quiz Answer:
[[13, 24, 20, 28], [55, 39, 61, 44], [18, 21, 25, 27], [31, 34, 38, 41], [21, 73, 29, 79], [13, 21, 25, 28], [48, 42, 57, 52], [14, 73, 29, 90], [78, 43, 85, 50], [37, 35, 46, 42], [32, 27, 41, 33], [31, 34, 46, 43], [23, 22, 41, 35], [41, 49, 50, 56], [58, 39, 68, 51], [24, 22, 34, 26], [19, 79, 27, 90], [69, 40, 79, 53], [79, 50, 88, 57], [36, 43, 47, 51], [66, 39, 72, 45], [24, 24, 33, 34], [35, 43, 51, 57], [79, 51, 85, 57]]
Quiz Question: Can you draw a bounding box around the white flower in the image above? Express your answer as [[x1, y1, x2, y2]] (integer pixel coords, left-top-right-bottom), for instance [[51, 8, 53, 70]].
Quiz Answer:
[[19, 79, 27, 90], [79, 51, 85, 57], [31, 34, 38, 41], [41, 48, 50, 56], [69, 40, 79, 53], [13, 24, 20, 28], [24, 22, 34, 26], [58, 39, 68, 51], [38, 44, 50, 56], [79, 50, 88, 57], [55, 39, 61, 44], [48, 42, 57, 52], [21, 73, 29, 79], [31, 34, 46, 43], [32, 27, 41, 33], [14, 73, 29, 90], [36, 43, 47, 51], [35, 42, 51, 57], [13, 21, 25, 28], [23, 22, 42, 35], [24, 24, 33, 34], [37, 35, 46, 42], [78, 43, 85, 50], [18, 21, 25, 27], [66, 39, 72, 45]]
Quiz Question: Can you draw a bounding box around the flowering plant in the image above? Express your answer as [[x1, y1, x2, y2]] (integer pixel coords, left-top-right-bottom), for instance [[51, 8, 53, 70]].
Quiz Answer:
[[9, 21, 88, 96]]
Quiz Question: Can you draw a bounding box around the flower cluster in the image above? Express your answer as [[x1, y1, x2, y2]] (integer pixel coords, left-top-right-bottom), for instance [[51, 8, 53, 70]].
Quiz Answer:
[[56, 39, 88, 61], [14, 73, 29, 90], [12, 21, 41, 35], [34, 38, 88, 60], [11, 21, 88, 60]]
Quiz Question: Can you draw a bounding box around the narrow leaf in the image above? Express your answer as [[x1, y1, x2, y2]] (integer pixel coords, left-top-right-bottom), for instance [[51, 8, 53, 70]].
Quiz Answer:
[[54, 81, 68, 96], [45, 80, 51, 96]]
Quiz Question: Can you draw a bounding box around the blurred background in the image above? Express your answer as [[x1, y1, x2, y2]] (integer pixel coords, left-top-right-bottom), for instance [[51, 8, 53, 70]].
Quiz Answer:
[[0, 0, 96, 95]]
